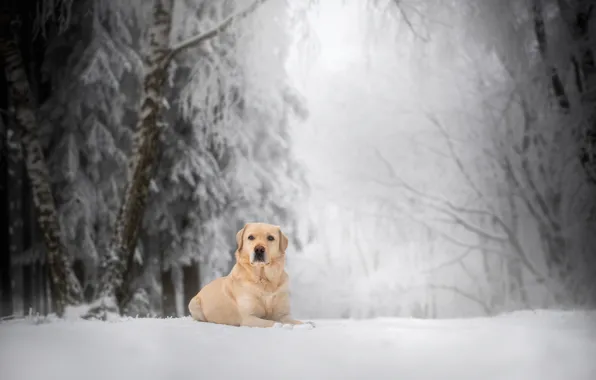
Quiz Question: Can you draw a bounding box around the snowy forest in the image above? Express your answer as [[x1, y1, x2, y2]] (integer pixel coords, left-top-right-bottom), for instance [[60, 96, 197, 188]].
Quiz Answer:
[[1, 0, 596, 321]]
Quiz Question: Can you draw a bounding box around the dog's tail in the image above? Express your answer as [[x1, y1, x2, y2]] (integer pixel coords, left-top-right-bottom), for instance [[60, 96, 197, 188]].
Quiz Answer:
[[188, 296, 206, 322]]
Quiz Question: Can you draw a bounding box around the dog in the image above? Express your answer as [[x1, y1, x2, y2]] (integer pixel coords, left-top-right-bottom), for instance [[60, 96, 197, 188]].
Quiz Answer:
[[188, 222, 312, 328]]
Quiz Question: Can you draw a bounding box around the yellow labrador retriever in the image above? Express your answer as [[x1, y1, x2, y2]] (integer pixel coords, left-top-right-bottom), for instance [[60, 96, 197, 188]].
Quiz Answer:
[[188, 222, 313, 329]]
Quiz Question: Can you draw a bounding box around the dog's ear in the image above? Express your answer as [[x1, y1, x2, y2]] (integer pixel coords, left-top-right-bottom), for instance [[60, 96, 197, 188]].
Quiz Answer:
[[236, 224, 247, 251], [279, 227, 288, 252]]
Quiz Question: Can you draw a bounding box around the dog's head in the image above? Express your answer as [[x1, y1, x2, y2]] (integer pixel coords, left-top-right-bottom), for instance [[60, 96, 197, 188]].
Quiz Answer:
[[236, 222, 288, 266]]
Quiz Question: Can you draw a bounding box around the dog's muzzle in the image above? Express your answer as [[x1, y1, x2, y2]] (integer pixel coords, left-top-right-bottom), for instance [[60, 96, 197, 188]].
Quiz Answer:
[[252, 245, 266, 263]]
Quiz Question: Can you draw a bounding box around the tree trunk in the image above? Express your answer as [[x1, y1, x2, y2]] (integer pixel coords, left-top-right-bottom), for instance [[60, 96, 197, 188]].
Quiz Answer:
[[7, 116, 25, 317], [532, 0, 570, 111], [22, 264, 32, 315], [0, 30, 83, 316], [40, 263, 48, 315], [182, 262, 200, 315], [31, 262, 40, 313], [73, 259, 86, 291], [549, 1, 596, 181], [161, 268, 177, 317], [507, 257, 529, 308], [97, 0, 175, 312], [43, 263, 52, 315], [0, 113, 13, 318]]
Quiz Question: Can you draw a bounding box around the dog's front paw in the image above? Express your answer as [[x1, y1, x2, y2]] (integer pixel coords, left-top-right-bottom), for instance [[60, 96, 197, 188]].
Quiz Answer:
[[272, 322, 294, 330], [294, 321, 316, 330]]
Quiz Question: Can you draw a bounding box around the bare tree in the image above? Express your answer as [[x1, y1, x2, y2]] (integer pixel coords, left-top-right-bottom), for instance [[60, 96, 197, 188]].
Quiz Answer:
[[366, 95, 575, 313]]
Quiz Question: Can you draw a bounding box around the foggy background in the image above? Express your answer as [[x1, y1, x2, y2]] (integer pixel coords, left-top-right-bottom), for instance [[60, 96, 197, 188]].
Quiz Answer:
[[1, 0, 595, 321]]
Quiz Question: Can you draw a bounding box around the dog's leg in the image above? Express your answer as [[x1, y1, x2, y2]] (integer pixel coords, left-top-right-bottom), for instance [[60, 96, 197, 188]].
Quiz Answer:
[[277, 315, 304, 325], [277, 315, 316, 329], [188, 296, 206, 322], [240, 315, 277, 328]]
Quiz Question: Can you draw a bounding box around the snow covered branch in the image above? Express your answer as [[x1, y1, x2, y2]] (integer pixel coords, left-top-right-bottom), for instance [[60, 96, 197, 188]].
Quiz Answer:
[[167, 0, 270, 64]]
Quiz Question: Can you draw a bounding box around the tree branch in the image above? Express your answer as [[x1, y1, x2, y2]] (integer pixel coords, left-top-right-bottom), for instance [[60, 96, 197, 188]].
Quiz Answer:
[[372, 142, 548, 284], [428, 284, 492, 315], [514, 96, 561, 233], [430, 207, 508, 243], [422, 248, 474, 274], [403, 212, 507, 255], [372, 147, 510, 241], [392, 0, 429, 42], [424, 113, 485, 202], [166, 0, 269, 64]]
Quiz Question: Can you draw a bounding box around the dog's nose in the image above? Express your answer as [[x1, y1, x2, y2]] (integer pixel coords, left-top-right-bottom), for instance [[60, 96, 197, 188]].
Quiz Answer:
[[253, 245, 266, 262]]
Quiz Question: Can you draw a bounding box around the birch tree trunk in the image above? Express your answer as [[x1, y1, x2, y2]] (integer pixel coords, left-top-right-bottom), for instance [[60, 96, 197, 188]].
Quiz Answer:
[[1, 31, 84, 316], [94, 0, 270, 316], [94, 0, 176, 313], [0, 115, 12, 317]]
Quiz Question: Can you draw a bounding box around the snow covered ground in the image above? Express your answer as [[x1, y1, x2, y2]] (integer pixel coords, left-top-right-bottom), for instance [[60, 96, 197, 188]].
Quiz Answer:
[[1, 310, 595, 380]]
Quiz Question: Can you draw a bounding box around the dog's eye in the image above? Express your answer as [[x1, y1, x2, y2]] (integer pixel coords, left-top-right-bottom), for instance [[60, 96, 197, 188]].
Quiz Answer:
[[247, 235, 255, 241], [267, 236, 275, 241]]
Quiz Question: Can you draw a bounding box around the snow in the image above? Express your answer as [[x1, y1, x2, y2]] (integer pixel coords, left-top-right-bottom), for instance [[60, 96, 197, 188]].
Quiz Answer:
[[1, 310, 595, 380]]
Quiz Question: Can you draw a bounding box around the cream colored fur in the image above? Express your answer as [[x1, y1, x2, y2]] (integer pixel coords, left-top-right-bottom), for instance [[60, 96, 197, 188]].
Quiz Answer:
[[188, 222, 304, 328]]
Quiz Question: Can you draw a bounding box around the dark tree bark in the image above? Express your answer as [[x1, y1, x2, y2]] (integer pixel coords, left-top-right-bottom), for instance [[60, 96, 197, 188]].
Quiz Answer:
[[0, 57, 13, 318], [182, 262, 200, 315], [73, 259, 86, 291], [0, 167, 12, 316], [40, 263, 48, 315], [547, 1, 596, 183], [532, 0, 571, 111], [43, 263, 52, 314], [22, 264, 32, 314], [0, 193, 12, 318], [161, 268, 177, 317], [32, 261, 47, 314], [0, 22, 84, 316]]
